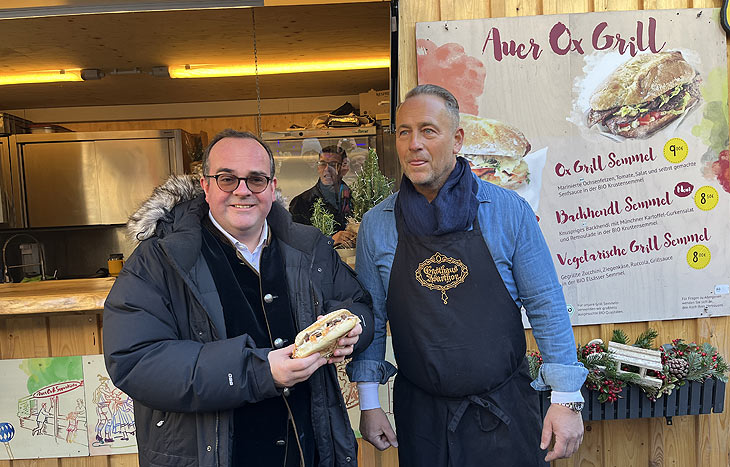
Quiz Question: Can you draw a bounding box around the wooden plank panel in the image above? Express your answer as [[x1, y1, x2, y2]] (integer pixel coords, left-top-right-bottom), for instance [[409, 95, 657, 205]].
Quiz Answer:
[[0, 318, 7, 360], [593, 0, 640, 11], [692, 0, 723, 7], [10, 458, 61, 467], [647, 318, 677, 466], [524, 329, 538, 351], [542, 0, 591, 14], [107, 455, 138, 467], [357, 439, 376, 466], [59, 458, 107, 467], [47, 314, 101, 357], [605, 418, 650, 466], [397, 0, 440, 101], [491, 0, 541, 18], [663, 415, 698, 467], [573, 324, 601, 347], [645, 0, 690, 8], [377, 446, 399, 467], [3, 316, 50, 358], [697, 316, 730, 467], [438, 0, 489, 21], [573, 420, 604, 467]]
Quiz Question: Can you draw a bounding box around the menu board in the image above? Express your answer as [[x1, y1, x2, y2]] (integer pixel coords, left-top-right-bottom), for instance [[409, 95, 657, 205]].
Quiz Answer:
[[416, 8, 729, 325]]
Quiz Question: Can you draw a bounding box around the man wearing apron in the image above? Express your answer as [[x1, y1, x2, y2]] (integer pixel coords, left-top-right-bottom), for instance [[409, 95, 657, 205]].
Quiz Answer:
[[347, 85, 588, 466]]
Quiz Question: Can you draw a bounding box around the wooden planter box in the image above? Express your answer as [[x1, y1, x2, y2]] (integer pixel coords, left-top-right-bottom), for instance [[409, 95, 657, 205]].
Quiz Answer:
[[538, 379, 725, 422]]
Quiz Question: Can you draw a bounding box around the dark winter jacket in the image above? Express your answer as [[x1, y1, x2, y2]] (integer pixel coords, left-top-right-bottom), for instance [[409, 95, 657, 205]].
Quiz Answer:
[[289, 182, 352, 232], [103, 175, 373, 467]]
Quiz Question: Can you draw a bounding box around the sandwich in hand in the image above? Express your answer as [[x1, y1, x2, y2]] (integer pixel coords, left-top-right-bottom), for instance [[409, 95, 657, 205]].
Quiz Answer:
[[291, 309, 361, 359], [587, 51, 701, 138], [459, 113, 531, 190]]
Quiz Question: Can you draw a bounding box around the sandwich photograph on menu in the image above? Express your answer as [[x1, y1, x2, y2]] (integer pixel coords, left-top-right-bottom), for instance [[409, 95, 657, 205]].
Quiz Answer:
[[586, 51, 702, 139], [458, 113, 547, 212], [459, 113, 531, 190]]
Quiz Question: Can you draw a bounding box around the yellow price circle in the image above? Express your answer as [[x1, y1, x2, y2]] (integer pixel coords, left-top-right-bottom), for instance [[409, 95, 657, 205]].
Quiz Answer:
[[694, 186, 719, 211], [663, 138, 688, 163], [686, 244, 711, 269]]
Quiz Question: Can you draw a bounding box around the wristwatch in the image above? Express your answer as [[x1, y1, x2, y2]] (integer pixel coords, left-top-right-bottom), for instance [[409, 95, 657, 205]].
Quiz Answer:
[[554, 401, 584, 413]]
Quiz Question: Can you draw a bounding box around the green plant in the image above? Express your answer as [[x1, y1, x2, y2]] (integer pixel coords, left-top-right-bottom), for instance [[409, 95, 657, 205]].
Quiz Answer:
[[311, 198, 335, 237], [350, 148, 394, 222], [610, 328, 659, 349]]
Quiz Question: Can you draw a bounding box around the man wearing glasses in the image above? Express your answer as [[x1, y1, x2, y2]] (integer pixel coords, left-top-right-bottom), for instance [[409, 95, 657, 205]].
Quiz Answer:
[[289, 146, 357, 247], [104, 129, 373, 467]]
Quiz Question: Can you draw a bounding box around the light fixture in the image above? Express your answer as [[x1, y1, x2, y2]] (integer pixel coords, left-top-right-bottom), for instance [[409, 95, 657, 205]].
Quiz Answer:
[[0, 69, 83, 86], [81, 68, 105, 80], [168, 57, 390, 79]]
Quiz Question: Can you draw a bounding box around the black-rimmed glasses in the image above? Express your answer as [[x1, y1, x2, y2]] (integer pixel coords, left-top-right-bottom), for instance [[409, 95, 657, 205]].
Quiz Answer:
[[317, 160, 342, 170], [204, 173, 271, 193]]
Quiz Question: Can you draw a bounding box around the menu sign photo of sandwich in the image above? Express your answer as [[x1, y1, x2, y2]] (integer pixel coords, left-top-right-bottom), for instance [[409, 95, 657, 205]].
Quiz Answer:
[[416, 8, 729, 325]]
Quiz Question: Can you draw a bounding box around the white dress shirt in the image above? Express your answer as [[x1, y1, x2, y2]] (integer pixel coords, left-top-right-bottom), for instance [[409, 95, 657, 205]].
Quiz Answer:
[[208, 211, 268, 273]]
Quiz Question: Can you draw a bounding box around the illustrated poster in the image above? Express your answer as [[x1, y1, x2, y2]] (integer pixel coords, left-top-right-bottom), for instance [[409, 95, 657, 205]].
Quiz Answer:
[[416, 8, 729, 325], [82, 355, 137, 455], [0, 355, 137, 460]]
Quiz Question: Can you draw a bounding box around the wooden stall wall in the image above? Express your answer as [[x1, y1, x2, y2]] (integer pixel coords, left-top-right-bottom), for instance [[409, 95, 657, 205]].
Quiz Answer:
[[386, 0, 730, 467]]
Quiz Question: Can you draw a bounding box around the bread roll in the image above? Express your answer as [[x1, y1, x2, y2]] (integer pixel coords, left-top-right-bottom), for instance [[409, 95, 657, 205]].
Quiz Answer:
[[460, 113, 531, 159], [291, 309, 360, 359], [589, 51, 695, 111]]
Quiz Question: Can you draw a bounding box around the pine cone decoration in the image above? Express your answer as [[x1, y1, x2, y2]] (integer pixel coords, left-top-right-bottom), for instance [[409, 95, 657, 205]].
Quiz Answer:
[[667, 358, 689, 379]]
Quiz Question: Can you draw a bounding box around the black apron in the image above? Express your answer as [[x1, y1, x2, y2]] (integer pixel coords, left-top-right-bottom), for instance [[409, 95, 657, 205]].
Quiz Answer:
[[387, 209, 547, 467]]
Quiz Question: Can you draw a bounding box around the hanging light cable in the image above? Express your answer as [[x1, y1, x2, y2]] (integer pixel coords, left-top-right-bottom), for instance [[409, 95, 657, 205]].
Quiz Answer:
[[252, 8, 262, 138]]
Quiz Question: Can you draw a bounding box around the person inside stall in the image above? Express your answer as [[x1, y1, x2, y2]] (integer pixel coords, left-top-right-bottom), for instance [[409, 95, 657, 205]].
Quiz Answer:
[[289, 145, 357, 246], [347, 84, 588, 466]]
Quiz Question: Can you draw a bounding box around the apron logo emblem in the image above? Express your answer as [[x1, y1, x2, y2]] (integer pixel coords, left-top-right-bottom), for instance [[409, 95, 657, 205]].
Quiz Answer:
[[415, 252, 469, 305]]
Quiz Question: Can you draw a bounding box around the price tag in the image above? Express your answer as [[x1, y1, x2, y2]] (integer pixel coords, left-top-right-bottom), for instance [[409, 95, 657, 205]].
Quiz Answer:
[[663, 138, 688, 163], [686, 244, 711, 269], [694, 186, 719, 211]]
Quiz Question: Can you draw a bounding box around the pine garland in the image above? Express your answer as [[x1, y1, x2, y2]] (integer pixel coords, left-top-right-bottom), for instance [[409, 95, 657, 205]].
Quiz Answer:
[[634, 329, 659, 349], [529, 329, 728, 404], [311, 198, 335, 237], [350, 148, 394, 223], [611, 329, 629, 345], [665, 339, 728, 383]]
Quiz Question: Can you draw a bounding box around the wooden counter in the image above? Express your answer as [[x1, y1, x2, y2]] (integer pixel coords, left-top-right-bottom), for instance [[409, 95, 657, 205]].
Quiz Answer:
[[0, 277, 115, 315]]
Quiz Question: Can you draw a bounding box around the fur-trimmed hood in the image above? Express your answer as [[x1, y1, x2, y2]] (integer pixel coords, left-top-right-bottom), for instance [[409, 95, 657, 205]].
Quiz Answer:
[[128, 175, 203, 242]]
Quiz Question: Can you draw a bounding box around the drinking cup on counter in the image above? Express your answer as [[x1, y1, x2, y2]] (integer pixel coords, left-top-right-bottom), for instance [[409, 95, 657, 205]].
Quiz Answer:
[[108, 253, 125, 277]]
